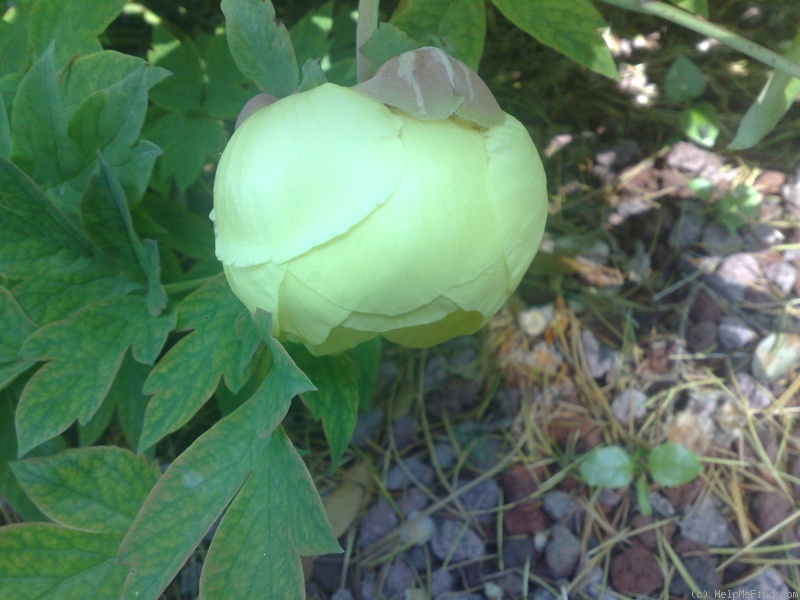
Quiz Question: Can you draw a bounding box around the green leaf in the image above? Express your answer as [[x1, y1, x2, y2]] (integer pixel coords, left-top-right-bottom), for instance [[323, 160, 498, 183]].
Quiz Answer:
[[391, 0, 485, 70], [298, 58, 328, 92], [490, 0, 618, 80], [11, 447, 159, 534], [10, 44, 85, 192], [80, 156, 167, 314], [28, 0, 126, 70], [112, 353, 153, 452], [199, 427, 341, 598], [147, 113, 226, 191], [668, 0, 708, 18], [0, 157, 137, 324], [0, 93, 9, 159], [0, 6, 32, 78], [135, 193, 215, 260], [59, 50, 170, 118], [221, 0, 299, 97], [679, 101, 718, 147], [139, 275, 258, 452], [647, 442, 702, 487], [148, 26, 203, 113], [290, 1, 334, 71], [0, 524, 127, 600], [16, 295, 175, 455], [579, 445, 634, 488], [664, 55, 707, 103], [716, 184, 761, 233], [203, 31, 258, 120], [351, 338, 382, 409], [360, 22, 420, 70], [291, 346, 360, 468], [0, 389, 47, 521], [729, 32, 800, 150], [0, 287, 36, 392], [120, 312, 337, 600], [78, 386, 117, 447]]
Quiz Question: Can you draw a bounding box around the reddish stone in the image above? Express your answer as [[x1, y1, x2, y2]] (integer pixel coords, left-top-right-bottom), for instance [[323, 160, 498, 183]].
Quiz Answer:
[[610, 543, 663, 595]]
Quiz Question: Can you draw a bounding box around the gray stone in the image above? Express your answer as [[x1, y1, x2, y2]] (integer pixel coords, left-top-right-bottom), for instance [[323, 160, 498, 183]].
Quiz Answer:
[[763, 260, 797, 296], [670, 556, 720, 597], [351, 408, 384, 447], [542, 492, 584, 530], [391, 416, 418, 451], [502, 536, 537, 569], [648, 492, 676, 518], [734, 371, 772, 410], [687, 320, 718, 351], [717, 315, 757, 349], [700, 223, 744, 255], [330, 590, 355, 600], [679, 497, 732, 547], [581, 329, 617, 379], [386, 457, 434, 491], [531, 589, 559, 600], [430, 568, 454, 598], [545, 524, 581, 579], [706, 253, 761, 302], [430, 519, 485, 563], [611, 388, 648, 422], [383, 559, 415, 599], [399, 488, 431, 517], [433, 443, 457, 470], [456, 478, 500, 523], [729, 567, 788, 598], [668, 206, 705, 250], [359, 500, 398, 548]]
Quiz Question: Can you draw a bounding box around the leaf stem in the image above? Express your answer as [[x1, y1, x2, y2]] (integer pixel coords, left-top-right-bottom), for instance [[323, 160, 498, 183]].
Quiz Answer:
[[598, 0, 800, 80], [162, 276, 216, 295], [356, 0, 380, 82]]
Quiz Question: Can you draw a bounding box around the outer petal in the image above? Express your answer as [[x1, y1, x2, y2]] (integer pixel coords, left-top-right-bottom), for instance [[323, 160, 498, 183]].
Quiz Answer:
[[214, 83, 405, 267], [286, 113, 504, 316], [223, 262, 288, 336], [484, 114, 548, 287]]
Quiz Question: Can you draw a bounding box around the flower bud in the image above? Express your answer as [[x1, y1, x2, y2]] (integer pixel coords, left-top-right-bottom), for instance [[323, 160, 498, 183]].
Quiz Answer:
[[212, 82, 546, 355]]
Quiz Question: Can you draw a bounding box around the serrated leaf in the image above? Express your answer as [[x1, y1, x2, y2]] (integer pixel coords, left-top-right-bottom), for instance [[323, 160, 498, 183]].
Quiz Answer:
[[10, 44, 85, 193], [16, 295, 175, 455], [298, 58, 328, 92], [203, 32, 258, 120], [360, 22, 420, 70], [221, 0, 299, 97], [199, 427, 341, 599], [147, 113, 226, 191], [491, 0, 618, 80], [664, 55, 707, 103], [0, 524, 127, 600], [80, 156, 167, 314], [291, 346, 360, 468], [0, 287, 36, 391], [120, 312, 335, 600], [579, 445, 634, 488], [28, 0, 126, 70], [729, 33, 800, 150], [148, 26, 203, 112], [11, 446, 159, 534], [138, 275, 258, 452], [0, 157, 139, 324], [112, 353, 153, 451], [134, 193, 215, 260], [647, 442, 702, 487], [391, 0, 485, 70]]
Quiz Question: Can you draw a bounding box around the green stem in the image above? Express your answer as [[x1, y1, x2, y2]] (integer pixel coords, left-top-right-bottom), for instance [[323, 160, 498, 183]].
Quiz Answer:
[[356, 0, 380, 82], [162, 276, 216, 295], [598, 0, 800, 80]]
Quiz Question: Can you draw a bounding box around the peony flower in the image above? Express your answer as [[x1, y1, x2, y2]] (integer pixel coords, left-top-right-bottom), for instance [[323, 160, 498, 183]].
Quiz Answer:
[[212, 53, 547, 355]]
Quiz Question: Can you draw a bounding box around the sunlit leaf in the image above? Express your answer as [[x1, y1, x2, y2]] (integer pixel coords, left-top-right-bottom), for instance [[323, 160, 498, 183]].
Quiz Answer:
[[579, 445, 634, 488], [664, 55, 706, 103], [647, 443, 702, 487], [221, 0, 299, 97], [11, 447, 159, 533], [491, 0, 618, 80], [679, 101, 718, 147], [17, 295, 175, 455], [138, 275, 259, 452]]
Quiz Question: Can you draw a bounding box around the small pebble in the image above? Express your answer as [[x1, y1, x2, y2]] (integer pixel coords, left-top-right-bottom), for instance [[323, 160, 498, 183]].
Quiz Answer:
[[669, 556, 720, 597], [734, 372, 771, 410], [430, 569, 454, 597], [763, 260, 797, 296], [432, 443, 457, 470], [359, 500, 398, 548], [648, 492, 676, 518], [752, 332, 800, 383], [331, 590, 355, 600], [679, 496, 732, 547], [610, 388, 647, 422], [352, 408, 384, 447], [483, 582, 503, 600], [544, 524, 581, 579], [542, 491, 584, 530], [700, 223, 744, 255], [706, 252, 761, 302], [399, 512, 435, 546], [430, 519, 485, 563], [717, 315, 757, 349], [581, 329, 618, 379], [392, 416, 418, 451], [383, 559, 415, 599], [456, 478, 500, 523], [687, 320, 717, 351], [518, 304, 555, 337], [386, 457, 434, 491], [728, 567, 789, 598]]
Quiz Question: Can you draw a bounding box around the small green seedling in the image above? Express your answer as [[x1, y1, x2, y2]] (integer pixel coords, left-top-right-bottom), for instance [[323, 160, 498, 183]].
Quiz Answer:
[[716, 184, 762, 233], [579, 443, 702, 515]]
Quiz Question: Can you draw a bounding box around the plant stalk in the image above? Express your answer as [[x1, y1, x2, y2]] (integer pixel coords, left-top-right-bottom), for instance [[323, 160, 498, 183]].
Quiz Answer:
[[356, 0, 380, 82], [598, 0, 800, 80]]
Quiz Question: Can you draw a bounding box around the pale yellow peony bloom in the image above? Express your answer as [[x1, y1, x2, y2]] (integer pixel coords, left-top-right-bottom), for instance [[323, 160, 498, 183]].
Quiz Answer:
[[212, 82, 546, 355]]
